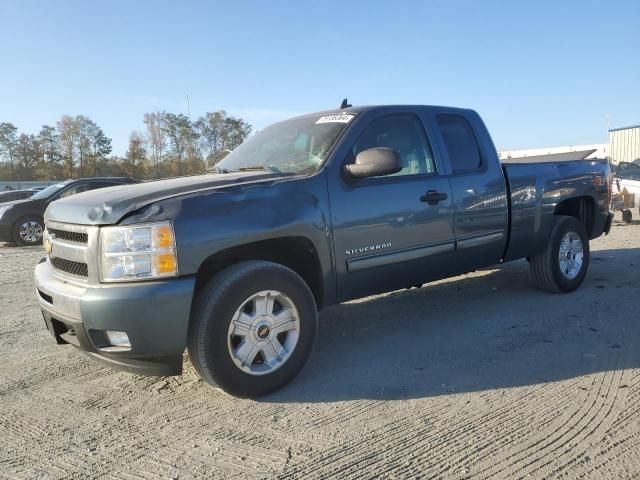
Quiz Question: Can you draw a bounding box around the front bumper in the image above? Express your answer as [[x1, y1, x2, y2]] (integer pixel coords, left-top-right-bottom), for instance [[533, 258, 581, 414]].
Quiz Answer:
[[35, 259, 195, 376]]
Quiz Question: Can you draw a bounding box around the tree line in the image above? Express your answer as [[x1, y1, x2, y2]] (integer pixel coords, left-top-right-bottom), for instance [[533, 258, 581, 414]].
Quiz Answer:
[[0, 110, 251, 181]]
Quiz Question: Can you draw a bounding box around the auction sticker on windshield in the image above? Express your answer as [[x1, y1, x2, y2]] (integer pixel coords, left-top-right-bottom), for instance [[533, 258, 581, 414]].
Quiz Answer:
[[315, 114, 355, 124]]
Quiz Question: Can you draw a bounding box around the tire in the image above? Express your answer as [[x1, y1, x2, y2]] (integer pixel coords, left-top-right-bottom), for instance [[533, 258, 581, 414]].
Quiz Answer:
[[622, 209, 632, 223], [530, 216, 590, 293], [188, 261, 318, 398], [13, 216, 44, 246]]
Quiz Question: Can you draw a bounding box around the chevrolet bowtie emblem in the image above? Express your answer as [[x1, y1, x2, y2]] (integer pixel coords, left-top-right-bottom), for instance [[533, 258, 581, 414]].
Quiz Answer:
[[44, 233, 54, 255]]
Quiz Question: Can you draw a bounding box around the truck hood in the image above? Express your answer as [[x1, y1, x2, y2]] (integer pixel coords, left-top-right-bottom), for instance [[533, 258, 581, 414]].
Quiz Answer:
[[45, 171, 293, 226]]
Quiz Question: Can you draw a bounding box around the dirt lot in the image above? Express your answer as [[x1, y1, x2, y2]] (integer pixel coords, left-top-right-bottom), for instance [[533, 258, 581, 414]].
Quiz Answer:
[[1, 215, 639, 479]]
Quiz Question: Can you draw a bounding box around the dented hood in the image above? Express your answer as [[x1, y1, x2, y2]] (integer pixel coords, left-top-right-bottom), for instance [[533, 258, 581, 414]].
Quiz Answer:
[[44, 172, 288, 225]]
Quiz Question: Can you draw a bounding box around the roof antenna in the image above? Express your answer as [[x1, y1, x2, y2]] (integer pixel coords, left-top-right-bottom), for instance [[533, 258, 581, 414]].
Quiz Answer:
[[340, 98, 352, 109]]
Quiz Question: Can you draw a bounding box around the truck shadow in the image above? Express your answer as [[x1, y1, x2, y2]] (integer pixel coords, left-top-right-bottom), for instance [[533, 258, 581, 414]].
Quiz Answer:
[[267, 247, 640, 403]]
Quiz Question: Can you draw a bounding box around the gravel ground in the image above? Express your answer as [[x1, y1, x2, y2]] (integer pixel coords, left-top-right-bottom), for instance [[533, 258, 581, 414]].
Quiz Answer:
[[1, 214, 639, 479]]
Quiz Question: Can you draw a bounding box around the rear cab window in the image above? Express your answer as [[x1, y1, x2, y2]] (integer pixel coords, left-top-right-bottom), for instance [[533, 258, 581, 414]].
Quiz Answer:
[[436, 114, 483, 173]]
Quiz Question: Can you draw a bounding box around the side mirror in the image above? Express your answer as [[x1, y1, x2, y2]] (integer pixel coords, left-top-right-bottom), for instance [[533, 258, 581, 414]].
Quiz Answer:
[[345, 147, 402, 179]]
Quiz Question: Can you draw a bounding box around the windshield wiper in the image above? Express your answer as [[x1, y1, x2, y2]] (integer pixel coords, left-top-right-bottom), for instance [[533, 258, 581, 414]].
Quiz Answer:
[[237, 166, 271, 171], [214, 166, 260, 173], [218, 165, 283, 174]]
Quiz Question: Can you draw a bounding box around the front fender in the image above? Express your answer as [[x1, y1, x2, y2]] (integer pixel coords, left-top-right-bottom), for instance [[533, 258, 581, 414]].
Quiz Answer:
[[121, 173, 336, 306]]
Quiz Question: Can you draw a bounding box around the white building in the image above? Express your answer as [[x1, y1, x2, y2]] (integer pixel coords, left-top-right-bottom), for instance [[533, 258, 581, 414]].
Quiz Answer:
[[609, 125, 640, 164], [499, 125, 640, 165]]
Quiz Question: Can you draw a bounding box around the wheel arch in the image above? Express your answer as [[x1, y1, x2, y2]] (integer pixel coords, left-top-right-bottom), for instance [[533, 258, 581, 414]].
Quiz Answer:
[[554, 195, 597, 239], [193, 236, 325, 308]]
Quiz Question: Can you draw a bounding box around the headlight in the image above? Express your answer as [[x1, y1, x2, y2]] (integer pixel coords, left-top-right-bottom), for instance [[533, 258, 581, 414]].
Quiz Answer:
[[99, 222, 178, 282], [0, 205, 11, 219]]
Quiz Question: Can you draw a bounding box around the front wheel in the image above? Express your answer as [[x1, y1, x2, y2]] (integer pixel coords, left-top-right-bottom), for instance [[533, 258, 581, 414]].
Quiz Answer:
[[530, 216, 590, 293], [13, 217, 44, 246], [188, 261, 318, 398]]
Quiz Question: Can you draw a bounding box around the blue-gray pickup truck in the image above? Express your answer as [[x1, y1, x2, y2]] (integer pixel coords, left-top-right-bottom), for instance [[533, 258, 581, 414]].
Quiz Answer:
[[34, 104, 614, 397]]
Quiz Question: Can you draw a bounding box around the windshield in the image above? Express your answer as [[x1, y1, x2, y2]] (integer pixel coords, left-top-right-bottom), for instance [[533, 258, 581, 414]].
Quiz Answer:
[[31, 182, 70, 200], [216, 113, 354, 175]]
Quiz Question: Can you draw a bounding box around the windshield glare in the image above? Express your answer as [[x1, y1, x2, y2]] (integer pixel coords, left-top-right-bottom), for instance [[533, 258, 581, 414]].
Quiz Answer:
[[31, 182, 69, 200], [217, 114, 353, 175]]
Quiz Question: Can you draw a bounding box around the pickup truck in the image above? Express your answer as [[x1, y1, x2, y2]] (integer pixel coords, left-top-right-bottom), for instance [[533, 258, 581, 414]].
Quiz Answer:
[[34, 105, 614, 397]]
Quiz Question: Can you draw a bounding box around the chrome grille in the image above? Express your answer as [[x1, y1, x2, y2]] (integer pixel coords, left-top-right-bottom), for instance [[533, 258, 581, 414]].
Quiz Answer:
[[49, 228, 88, 244], [45, 221, 99, 284], [50, 257, 88, 277]]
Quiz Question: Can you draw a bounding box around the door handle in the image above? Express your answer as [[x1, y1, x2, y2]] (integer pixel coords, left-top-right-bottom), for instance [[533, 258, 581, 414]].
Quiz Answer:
[[420, 190, 448, 205]]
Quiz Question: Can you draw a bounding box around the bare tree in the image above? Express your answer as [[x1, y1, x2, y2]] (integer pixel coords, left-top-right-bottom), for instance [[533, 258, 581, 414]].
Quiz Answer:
[[15, 134, 40, 180], [0, 109, 251, 181], [163, 113, 194, 176], [144, 111, 166, 178], [38, 125, 59, 180], [0, 122, 19, 180], [90, 128, 112, 175], [195, 110, 226, 158], [222, 116, 252, 150], [125, 131, 147, 179], [56, 116, 78, 178], [195, 111, 251, 166], [75, 115, 98, 178]]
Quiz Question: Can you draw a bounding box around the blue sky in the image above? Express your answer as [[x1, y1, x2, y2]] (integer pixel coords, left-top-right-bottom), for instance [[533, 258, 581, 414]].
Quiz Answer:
[[1, 0, 638, 155]]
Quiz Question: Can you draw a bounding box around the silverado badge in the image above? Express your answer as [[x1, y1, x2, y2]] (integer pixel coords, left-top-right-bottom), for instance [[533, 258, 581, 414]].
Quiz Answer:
[[345, 242, 392, 256]]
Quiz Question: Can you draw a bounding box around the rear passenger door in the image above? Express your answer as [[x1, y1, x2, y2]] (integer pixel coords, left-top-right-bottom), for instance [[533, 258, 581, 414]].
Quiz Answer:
[[330, 111, 455, 302], [433, 112, 508, 269]]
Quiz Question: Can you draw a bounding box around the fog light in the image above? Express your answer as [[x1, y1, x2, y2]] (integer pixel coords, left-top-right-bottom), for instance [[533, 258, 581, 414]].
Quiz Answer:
[[105, 330, 131, 348]]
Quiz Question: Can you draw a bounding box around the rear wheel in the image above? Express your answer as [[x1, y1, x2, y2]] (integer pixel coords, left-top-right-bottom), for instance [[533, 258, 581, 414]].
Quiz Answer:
[[188, 261, 318, 398], [13, 217, 44, 246], [530, 216, 590, 293]]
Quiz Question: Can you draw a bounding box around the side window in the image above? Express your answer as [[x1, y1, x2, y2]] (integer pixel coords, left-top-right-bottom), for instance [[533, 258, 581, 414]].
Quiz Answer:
[[436, 114, 482, 173], [58, 184, 93, 199], [616, 164, 640, 181], [351, 114, 437, 176]]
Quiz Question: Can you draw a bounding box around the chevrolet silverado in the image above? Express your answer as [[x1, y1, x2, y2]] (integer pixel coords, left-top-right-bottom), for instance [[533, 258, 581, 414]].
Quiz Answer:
[[34, 105, 613, 397]]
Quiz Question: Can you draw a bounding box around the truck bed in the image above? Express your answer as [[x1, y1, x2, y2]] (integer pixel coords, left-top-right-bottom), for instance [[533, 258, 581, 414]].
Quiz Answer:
[[500, 157, 610, 262]]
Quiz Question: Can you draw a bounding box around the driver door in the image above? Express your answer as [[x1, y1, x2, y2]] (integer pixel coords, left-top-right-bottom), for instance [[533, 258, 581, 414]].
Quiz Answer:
[[330, 112, 455, 301]]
